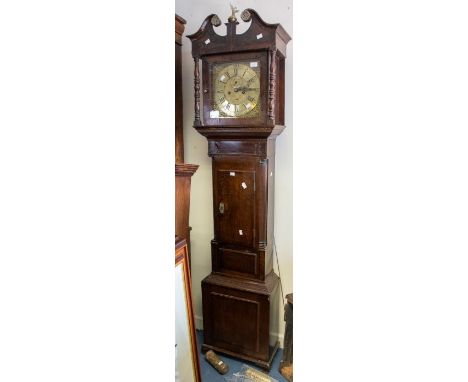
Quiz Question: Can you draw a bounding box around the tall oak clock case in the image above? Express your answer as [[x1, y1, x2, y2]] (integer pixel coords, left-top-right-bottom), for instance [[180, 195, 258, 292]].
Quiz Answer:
[[188, 9, 290, 369]]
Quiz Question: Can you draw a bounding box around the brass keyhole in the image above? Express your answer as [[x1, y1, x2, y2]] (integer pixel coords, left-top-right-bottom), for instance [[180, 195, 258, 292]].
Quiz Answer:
[[219, 202, 225, 214]]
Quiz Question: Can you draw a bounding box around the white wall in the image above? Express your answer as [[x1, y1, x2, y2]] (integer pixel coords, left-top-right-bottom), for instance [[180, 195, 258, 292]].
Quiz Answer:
[[175, 0, 293, 345]]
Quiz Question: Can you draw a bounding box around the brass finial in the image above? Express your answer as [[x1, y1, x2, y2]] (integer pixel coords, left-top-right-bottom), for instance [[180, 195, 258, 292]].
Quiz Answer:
[[228, 3, 239, 23]]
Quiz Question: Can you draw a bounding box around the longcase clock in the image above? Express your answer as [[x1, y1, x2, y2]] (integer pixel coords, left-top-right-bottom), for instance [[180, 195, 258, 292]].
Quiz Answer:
[[187, 8, 291, 369]]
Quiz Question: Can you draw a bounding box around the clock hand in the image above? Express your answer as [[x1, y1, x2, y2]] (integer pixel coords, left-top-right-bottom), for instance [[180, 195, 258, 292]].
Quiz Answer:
[[233, 86, 258, 92]]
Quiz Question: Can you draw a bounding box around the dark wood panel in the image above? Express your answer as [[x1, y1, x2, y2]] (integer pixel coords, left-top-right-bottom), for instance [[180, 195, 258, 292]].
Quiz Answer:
[[175, 164, 198, 265], [193, 125, 285, 140], [208, 139, 267, 157], [201, 273, 278, 362], [211, 155, 269, 280], [265, 139, 276, 275], [275, 55, 285, 125], [175, 43, 184, 163], [187, 9, 290, 59], [206, 267, 279, 295], [211, 292, 260, 352], [175, 15, 198, 268], [175, 14, 186, 45], [219, 247, 258, 277], [216, 168, 255, 248], [175, 15, 185, 163], [212, 156, 267, 248]]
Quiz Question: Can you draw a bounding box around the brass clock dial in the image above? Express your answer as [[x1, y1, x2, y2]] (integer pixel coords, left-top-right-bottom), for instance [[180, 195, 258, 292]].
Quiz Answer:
[[212, 62, 260, 118]]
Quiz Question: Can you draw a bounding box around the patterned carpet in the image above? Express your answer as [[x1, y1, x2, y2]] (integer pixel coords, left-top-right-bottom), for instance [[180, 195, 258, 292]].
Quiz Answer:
[[196, 330, 287, 382]]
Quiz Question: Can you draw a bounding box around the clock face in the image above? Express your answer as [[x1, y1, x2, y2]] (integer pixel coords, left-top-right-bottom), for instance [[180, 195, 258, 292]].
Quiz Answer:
[[212, 62, 261, 118]]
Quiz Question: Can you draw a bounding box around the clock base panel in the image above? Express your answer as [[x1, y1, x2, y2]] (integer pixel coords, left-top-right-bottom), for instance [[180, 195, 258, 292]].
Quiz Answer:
[[201, 272, 280, 370]]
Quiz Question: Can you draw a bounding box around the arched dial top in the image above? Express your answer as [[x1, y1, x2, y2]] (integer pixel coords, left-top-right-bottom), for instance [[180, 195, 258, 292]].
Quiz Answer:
[[212, 61, 261, 118]]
